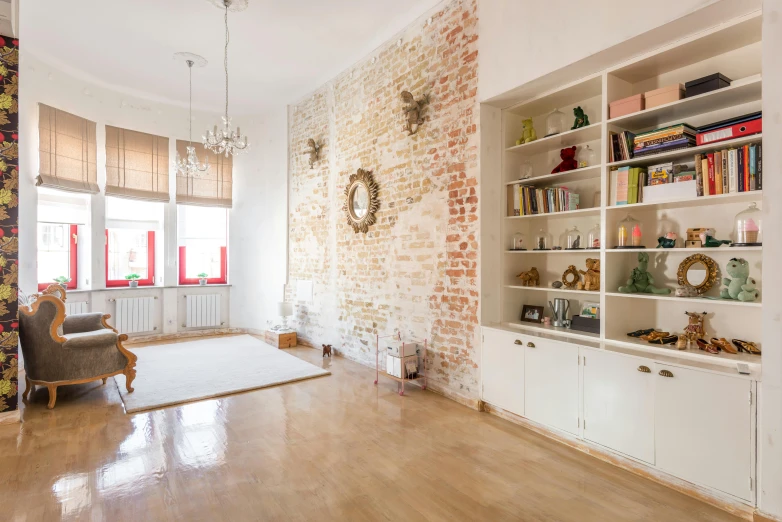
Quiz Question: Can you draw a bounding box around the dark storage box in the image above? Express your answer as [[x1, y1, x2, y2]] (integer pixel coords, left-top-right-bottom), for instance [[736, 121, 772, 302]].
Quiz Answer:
[[685, 73, 731, 98], [570, 315, 600, 334]]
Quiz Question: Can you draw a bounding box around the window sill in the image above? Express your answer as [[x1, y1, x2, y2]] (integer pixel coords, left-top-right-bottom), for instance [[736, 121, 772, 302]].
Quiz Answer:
[[66, 284, 232, 294]]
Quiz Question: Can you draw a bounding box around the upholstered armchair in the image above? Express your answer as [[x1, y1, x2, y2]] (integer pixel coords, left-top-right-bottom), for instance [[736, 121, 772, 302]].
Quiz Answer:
[[19, 285, 137, 409]]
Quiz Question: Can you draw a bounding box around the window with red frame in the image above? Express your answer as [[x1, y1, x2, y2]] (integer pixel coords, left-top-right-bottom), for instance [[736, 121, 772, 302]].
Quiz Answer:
[[37, 223, 77, 291], [178, 205, 227, 284], [105, 229, 155, 287]]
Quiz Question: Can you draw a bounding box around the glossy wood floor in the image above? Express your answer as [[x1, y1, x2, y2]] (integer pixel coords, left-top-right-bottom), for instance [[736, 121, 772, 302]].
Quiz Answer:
[[1, 335, 740, 521]]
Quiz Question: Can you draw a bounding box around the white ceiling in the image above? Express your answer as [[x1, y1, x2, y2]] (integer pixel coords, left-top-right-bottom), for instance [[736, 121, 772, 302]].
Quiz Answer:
[[22, 0, 444, 114]]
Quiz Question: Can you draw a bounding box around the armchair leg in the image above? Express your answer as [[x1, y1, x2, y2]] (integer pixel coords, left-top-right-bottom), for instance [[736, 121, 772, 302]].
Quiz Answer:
[[117, 333, 137, 394], [23, 375, 32, 401], [46, 385, 58, 409], [102, 377, 107, 385]]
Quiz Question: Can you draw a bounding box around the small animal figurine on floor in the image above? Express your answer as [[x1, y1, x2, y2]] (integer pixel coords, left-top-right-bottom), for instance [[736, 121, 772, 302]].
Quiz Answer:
[[571, 106, 590, 129], [578, 258, 601, 291], [720, 258, 759, 302], [699, 228, 732, 247], [682, 311, 707, 349], [516, 118, 538, 145], [322, 344, 332, 357], [517, 267, 540, 287], [551, 146, 578, 174], [618, 252, 671, 294], [656, 232, 678, 248]]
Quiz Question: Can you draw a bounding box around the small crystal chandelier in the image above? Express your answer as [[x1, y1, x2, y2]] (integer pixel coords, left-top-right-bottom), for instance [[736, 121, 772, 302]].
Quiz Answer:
[[204, 0, 248, 157], [175, 53, 209, 176]]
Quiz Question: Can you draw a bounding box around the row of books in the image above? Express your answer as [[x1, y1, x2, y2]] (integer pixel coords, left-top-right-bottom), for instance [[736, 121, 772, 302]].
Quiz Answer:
[[510, 185, 580, 216], [611, 167, 647, 205], [694, 143, 762, 196], [608, 131, 635, 162]]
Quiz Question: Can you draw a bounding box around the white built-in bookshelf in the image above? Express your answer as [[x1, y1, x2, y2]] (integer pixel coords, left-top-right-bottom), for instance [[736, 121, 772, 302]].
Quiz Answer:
[[492, 12, 763, 371]]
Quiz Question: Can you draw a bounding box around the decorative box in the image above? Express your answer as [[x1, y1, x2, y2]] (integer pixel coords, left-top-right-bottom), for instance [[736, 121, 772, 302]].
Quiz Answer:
[[570, 315, 600, 334], [386, 341, 418, 358], [264, 330, 297, 348], [609, 93, 644, 119], [685, 73, 731, 98], [644, 84, 685, 109], [641, 179, 697, 203], [387, 354, 418, 379]]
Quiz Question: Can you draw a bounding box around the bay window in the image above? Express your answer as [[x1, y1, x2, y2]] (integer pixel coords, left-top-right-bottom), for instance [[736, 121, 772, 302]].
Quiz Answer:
[[105, 197, 162, 287], [178, 205, 227, 284]]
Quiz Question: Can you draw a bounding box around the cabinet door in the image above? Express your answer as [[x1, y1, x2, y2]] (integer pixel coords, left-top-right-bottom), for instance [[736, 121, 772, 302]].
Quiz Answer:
[[481, 329, 525, 416], [583, 349, 655, 464], [655, 364, 753, 501], [524, 338, 579, 435]]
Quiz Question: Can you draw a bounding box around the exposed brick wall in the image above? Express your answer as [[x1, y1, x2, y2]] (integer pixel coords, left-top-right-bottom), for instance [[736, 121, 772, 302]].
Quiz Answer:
[[287, 0, 479, 400]]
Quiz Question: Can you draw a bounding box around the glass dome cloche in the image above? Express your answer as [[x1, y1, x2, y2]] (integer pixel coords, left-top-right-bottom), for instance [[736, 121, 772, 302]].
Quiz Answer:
[[564, 226, 584, 250], [733, 202, 762, 246], [578, 145, 597, 168], [545, 109, 567, 137], [587, 223, 601, 249], [533, 228, 553, 250], [510, 232, 527, 251], [615, 215, 644, 248], [519, 160, 533, 180]]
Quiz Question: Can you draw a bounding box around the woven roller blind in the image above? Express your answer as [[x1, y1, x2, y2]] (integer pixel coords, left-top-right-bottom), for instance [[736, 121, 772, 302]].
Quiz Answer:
[[37, 103, 99, 194], [175, 140, 232, 208], [106, 126, 170, 202]]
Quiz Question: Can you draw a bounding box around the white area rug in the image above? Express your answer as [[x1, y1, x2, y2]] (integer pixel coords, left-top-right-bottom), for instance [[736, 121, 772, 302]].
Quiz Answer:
[[114, 334, 329, 413]]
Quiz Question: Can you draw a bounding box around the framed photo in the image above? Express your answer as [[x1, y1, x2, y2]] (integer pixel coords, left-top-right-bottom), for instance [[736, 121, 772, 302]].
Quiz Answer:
[[520, 305, 544, 323], [581, 301, 600, 319]]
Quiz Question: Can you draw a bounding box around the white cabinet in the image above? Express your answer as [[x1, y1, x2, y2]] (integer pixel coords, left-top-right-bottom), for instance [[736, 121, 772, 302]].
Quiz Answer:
[[481, 328, 525, 416], [583, 348, 655, 464], [655, 364, 753, 502], [524, 338, 579, 435]]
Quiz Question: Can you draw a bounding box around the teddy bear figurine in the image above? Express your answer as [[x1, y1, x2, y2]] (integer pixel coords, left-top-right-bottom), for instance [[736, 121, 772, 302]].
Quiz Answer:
[[720, 258, 759, 302], [551, 146, 578, 173], [578, 258, 600, 291], [516, 118, 538, 145]]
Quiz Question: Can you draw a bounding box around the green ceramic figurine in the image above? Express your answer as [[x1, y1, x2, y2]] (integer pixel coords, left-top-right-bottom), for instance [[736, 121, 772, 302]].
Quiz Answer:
[[699, 228, 732, 247], [618, 252, 671, 294], [571, 106, 590, 129], [720, 258, 758, 302]]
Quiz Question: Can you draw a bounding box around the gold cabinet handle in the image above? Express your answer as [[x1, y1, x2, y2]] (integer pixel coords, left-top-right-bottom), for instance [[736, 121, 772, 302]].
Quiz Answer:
[[514, 339, 522, 345], [637, 365, 651, 373], [659, 369, 674, 378], [527, 342, 535, 348]]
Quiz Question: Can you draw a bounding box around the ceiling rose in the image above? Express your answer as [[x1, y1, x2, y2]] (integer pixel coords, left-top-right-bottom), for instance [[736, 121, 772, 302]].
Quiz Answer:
[[205, 0, 248, 12]]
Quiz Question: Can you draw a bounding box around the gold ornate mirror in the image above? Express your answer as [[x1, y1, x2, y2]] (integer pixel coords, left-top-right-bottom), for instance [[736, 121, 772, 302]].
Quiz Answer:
[[343, 168, 380, 233], [677, 254, 718, 295]]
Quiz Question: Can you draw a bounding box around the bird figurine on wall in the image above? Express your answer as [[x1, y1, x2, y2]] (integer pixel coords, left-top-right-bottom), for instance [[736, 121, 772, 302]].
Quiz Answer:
[[305, 138, 321, 169]]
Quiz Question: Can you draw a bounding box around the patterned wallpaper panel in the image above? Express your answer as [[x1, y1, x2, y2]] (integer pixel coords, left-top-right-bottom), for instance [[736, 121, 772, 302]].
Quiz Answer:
[[0, 35, 19, 413]]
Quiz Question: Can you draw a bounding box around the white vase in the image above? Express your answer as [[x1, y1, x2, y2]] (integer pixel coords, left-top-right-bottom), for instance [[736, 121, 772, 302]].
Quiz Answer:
[[199, 278, 207, 286], [129, 280, 138, 288]]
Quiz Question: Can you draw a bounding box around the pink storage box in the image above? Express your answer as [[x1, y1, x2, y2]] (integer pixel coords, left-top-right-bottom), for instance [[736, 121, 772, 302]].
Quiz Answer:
[[609, 94, 644, 119], [644, 83, 685, 109]]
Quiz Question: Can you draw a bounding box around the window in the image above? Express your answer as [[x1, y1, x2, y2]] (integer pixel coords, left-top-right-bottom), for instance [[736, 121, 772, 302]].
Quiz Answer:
[[105, 197, 162, 287], [178, 205, 227, 284], [37, 223, 77, 291]]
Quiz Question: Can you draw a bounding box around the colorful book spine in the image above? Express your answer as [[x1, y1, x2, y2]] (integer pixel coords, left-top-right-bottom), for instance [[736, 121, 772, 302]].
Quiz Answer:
[[714, 151, 723, 195], [707, 153, 716, 195], [757, 143, 762, 190], [628, 168, 639, 204], [694, 153, 704, 197], [615, 167, 629, 205], [728, 149, 738, 194], [721, 150, 728, 193], [743, 145, 750, 191], [749, 144, 756, 191], [738, 148, 745, 192]]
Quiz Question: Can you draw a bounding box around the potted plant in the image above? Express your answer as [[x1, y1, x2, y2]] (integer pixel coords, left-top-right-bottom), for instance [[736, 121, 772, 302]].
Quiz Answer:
[[125, 273, 141, 288], [197, 273, 209, 286], [52, 276, 71, 287]]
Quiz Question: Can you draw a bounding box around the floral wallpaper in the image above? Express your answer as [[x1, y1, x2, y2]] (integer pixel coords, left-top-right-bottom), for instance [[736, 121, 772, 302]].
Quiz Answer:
[[0, 35, 18, 413]]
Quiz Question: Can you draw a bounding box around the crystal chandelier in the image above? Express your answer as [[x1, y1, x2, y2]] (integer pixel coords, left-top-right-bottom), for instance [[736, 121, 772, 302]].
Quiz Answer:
[[175, 54, 209, 176], [204, 0, 248, 157]]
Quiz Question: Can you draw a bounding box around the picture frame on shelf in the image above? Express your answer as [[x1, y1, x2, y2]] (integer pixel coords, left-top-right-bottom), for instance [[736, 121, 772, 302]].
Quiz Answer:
[[581, 302, 600, 319], [520, 305, 544, 324]]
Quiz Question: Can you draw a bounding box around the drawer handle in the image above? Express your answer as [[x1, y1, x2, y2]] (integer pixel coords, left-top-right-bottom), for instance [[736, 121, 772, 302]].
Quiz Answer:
[[527, 342, 535, 348], [514, 339, 522, 345], [659, 369, 674, 378], [637, 365, 651, 373]]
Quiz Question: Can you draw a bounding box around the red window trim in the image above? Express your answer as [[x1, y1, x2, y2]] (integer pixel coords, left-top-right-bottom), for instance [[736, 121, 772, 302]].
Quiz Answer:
[[105, 229, 156, 287], [38, 224, 78, 291], [178, 246, 227, 285]]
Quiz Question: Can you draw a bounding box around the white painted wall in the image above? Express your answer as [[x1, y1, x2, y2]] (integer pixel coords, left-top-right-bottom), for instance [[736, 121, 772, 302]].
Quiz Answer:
[[229, 108, 289, 331]]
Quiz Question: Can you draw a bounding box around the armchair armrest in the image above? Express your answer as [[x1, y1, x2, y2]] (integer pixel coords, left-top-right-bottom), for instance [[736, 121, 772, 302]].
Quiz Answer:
[[63, 312, 107, 335]]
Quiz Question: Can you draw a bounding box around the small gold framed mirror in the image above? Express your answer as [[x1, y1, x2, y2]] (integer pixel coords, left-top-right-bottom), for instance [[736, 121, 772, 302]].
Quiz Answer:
[[343, 168, 380, 233], [677, 254, 718, 295]]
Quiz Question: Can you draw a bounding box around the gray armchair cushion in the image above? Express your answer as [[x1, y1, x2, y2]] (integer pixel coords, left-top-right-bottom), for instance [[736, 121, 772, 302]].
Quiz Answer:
[[63, 313, 106, 334], [63, 329, 118, 349]]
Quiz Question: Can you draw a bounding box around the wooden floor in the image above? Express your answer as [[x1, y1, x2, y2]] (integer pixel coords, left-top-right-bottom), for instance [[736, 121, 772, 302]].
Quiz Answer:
[[0, 335, 740, 521]]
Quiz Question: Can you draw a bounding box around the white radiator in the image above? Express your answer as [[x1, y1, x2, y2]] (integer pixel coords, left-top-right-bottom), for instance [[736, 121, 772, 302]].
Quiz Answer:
[[185, 294, 221, 328], [115, 297, 156, 334], [65, 301, 88, 315]]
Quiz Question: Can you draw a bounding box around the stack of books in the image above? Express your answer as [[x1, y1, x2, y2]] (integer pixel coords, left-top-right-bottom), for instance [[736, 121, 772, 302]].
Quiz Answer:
[[510, 185, 579, 216], [633, 123, 697, 157], [694, 143, 762, 196]]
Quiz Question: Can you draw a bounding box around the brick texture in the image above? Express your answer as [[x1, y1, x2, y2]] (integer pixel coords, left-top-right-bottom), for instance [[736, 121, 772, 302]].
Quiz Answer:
[[287, 0, 479, 400]]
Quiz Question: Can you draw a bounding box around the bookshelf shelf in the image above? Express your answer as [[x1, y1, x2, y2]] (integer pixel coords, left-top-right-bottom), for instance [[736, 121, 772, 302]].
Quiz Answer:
[[603, 337, 762, 367], [505, 285, 600, 296], [608, 76, 762, 131], [606, 190, 761, 212], [506, 321, 601, 342], [505, 124, 601, 156], [607, 133, 762, 168], [605, 291, 762, 308], [605, 246, 762, 254], [506, 165, 602, 186], [506, 207, 600, 220], [505, 249, 601, 255]]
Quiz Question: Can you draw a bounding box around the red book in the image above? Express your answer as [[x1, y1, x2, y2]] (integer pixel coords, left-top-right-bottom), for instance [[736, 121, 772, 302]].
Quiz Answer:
[[743, 145, 750, 191], [707, 153, 716, 196]]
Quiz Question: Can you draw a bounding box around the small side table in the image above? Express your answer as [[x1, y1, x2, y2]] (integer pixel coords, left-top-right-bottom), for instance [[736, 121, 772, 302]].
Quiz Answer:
[[264, 330, 297, 348]]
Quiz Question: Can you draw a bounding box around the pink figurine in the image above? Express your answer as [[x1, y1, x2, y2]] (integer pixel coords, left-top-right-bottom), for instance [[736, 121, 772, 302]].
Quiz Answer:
[[632, 224, 642, 247]]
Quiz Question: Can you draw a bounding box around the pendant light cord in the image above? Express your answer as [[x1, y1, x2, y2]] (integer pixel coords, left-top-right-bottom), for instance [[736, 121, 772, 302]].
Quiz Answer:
[[188, 61, 193, 147], [224, 3, 229, 122]]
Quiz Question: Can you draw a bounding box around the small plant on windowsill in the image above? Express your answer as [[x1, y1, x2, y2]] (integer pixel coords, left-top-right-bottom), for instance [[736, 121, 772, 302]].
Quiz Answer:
[[125, 273, 141, 288], [197, 273, 209, 286], [52, 276, 71, 287]]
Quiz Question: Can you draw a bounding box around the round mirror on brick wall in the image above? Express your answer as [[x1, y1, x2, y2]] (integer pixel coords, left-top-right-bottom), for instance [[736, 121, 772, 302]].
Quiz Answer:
[[343, 168, 380, 234]]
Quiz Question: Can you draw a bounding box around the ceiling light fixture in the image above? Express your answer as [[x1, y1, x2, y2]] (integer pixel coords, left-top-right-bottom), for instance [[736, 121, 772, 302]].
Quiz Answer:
[[174, 52, 209, 177], [203, 0, 248, 157]]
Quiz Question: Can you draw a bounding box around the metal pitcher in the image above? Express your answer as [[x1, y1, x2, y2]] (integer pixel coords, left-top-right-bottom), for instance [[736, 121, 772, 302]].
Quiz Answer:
[[548, 298, 570, 327]]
